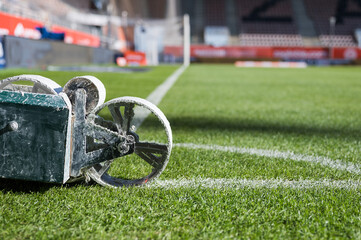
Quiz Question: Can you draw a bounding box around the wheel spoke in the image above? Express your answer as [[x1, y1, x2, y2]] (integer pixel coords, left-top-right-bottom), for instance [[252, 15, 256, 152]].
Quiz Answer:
[[86, 121, 121, 145], [93, 115, 117, 132], [123, 103, 135, 134], [0, 82, 10, 90], [96, 161, 112, 177], [86, 146, 120, 166], [33, 82, 54, 94], [32, 83, 40, 93], [108, 104, 123, 133], [135, 142, 168, 168]]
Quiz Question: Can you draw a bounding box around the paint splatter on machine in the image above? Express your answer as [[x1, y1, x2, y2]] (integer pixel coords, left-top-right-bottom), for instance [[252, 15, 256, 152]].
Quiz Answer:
[[0, 75, 172, 188]]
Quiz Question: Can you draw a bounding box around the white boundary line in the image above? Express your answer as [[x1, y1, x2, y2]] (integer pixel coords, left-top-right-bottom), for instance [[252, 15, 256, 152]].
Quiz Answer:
[[174, 143, 361, 175], [133, 65, 361, 190], [134, 66, 361, 190], [146, 65, 187, 105], [134, 65, 187, 129], [147, 178, 361, 190]]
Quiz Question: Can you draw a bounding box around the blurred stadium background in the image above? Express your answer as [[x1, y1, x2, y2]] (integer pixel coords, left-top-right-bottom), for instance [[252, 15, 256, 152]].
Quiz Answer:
[[0, 0, 360, 68]]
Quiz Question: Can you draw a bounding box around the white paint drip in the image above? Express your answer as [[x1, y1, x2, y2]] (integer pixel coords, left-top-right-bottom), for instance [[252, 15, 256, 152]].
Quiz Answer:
[[147, 178, 361, 190], [174, 143, 361, 175]]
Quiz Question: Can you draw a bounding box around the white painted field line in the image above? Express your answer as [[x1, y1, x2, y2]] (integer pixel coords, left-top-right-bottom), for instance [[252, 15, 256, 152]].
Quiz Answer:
[[147, 178, 361, 190], [174, 143, 361, 175], [133, 65, 187, 128], [146, 65, 187, 105]]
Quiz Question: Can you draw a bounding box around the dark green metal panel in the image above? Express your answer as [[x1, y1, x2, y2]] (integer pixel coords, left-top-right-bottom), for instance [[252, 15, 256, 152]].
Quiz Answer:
[[0, 90, 70, 183]]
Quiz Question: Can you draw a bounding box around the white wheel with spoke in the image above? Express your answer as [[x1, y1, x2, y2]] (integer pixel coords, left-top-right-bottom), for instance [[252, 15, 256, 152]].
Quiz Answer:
[[0, 74, 62, 94], [85, 96, 172, 187], [63, 75, 106, 113]]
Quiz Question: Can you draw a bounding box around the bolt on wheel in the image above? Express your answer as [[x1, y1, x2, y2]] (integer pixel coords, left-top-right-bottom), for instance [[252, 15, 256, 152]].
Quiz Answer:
[[85, 96, 172, 187]]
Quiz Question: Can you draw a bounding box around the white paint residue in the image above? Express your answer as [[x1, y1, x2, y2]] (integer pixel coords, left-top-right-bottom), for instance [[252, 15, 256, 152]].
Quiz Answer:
[[174, 143, 361, 175], [147, 178, 361, 190]]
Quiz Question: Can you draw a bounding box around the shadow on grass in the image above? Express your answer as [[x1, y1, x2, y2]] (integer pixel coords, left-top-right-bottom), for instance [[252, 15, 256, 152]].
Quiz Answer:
[[162, 116, 361, 141], [0, 178, 89, 193]]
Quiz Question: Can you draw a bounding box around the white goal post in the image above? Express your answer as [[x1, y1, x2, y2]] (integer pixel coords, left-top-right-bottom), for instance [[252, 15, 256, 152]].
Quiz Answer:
[[183, 14, 191, 66], [134, 14, 191, 66]]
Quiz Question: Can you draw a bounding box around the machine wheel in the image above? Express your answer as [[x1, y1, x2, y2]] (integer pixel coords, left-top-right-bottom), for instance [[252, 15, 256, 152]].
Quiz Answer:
[[85, 96, 172, 188], [0, 74, 62, 94], [63, 75, 106, 114]]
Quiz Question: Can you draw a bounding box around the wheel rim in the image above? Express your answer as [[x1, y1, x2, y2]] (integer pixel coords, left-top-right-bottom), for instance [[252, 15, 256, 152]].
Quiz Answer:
[[0, 74, 62, 94], [63, 75, 106, 114], [85, 96, 172, 188]]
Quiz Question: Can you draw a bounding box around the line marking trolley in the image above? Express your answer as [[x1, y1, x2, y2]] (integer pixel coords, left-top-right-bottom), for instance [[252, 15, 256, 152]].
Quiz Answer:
[[0, 75, 172, 188]]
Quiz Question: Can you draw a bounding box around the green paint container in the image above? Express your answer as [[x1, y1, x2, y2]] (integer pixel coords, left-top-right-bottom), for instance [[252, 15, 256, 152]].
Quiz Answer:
[[0, 91, 72, 183]]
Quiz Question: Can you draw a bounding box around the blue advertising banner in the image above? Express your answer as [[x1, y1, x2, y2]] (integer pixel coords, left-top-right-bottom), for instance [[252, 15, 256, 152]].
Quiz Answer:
[[0, 37, 5, 68]]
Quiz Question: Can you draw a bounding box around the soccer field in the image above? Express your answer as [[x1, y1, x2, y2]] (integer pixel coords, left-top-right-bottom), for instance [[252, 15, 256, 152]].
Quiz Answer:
[[1, 64, 361, 239]]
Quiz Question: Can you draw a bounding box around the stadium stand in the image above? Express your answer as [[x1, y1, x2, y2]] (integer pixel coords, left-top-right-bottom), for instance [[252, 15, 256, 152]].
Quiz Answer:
[[1, 0, 360, 64], [304, 0, 361, 35], [319, 34, 357, 47], [239, 34, 304, 46], [236, 0, 302, 46], [204, 0, 226, 26], [304, 0, 360, 46], [237, 0, 297, 34], [304, 0, 339, 35], [0, 0, 95, 35], [148, 0, 167, 18]]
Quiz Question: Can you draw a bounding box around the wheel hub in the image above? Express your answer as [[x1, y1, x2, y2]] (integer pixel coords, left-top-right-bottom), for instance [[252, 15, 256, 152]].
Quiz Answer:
[[117, 134, 136, 155]]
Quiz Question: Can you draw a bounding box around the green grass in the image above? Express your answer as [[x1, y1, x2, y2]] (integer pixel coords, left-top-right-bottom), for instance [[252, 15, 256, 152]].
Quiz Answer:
[[1, 64, 361, 239], [162, 65, 361, 162], [0, 66, 178, 100]]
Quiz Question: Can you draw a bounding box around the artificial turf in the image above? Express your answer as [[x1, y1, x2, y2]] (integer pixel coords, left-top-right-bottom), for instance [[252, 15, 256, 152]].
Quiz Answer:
[[1, 64, 361, 239]]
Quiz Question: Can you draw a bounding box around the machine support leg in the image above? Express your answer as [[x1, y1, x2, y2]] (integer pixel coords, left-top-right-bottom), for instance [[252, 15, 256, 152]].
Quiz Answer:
[[70, 88, 87, 177]]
